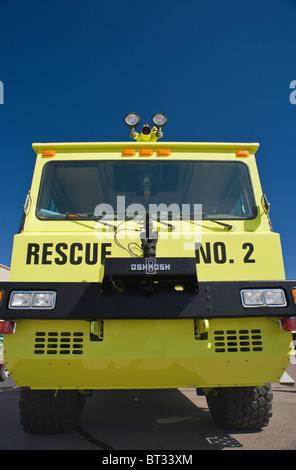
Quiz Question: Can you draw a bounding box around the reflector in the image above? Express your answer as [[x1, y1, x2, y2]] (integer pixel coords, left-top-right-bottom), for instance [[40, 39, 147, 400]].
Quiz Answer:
[[0, 321, 15, 335], [291, 289, 296, 305], [279, 317, 296, 332]]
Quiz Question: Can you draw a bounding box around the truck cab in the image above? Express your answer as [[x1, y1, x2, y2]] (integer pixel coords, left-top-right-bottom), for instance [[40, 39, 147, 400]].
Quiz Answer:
[[0, 114, 295, 433]]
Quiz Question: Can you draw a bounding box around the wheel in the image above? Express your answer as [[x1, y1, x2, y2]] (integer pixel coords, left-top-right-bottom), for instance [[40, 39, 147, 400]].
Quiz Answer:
[[0, 365, 9, 382], [19, 389, 86, 434], [205, 383, 273, 430]]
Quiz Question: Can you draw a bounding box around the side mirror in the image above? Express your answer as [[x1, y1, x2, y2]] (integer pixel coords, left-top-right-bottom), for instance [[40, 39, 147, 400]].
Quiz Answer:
[[261, 194, 270, 214]]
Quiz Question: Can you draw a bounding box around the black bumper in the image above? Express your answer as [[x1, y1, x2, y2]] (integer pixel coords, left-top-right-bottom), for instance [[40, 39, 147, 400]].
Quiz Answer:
[[1, 279, 296, 320]]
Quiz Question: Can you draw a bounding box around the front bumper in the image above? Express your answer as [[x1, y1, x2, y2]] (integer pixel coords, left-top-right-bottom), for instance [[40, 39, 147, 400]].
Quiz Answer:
[[1, 279, 296, 320]]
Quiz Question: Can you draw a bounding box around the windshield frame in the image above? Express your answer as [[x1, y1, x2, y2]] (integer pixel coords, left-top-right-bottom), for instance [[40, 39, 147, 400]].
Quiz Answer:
[[35, 159, 258, 222]]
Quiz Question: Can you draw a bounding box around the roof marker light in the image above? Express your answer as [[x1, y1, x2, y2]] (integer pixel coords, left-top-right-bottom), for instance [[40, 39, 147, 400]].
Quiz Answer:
[[140, 149, 153, 156], [42, 150, 56, 157], [236, 150, 249, 157], [157, 149, 171, 156], [122, 150, 136, 156]]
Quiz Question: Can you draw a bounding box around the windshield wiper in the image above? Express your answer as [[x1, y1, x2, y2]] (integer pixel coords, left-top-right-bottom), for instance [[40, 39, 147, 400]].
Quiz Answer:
[[38, 209, 116, 229], [202, 215, 234, 230], [39, 209, 233, 231], [115, 212, 176, 231]]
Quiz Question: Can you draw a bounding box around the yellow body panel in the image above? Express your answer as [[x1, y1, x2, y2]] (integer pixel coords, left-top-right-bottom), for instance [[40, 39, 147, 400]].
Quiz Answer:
[[4, 317, 291, 389], [4, 141, 293, 389], [10, 231, 284, 283]]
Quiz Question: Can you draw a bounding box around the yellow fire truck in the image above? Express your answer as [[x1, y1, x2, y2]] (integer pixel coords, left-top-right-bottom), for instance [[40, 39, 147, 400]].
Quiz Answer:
[[0, 113, 295, 433]]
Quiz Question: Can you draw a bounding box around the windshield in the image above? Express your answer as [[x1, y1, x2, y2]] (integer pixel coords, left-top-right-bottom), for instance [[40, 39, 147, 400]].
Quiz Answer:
[[36, 160, 256, 220]]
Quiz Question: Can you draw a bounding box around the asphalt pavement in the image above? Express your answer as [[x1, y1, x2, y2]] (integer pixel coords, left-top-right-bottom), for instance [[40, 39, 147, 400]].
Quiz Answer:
[[1, 365, 296, 451]]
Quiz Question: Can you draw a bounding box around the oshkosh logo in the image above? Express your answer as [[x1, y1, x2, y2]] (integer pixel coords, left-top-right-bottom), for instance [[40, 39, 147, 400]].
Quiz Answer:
[[131, 259, 171, 274]]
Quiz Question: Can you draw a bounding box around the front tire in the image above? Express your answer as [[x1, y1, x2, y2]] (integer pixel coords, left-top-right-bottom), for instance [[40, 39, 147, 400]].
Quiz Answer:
[[205, 383, 273, 430], [19, 389, 86, 434]]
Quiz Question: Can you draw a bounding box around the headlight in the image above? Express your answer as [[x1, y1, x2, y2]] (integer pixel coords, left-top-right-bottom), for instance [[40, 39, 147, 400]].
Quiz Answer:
[[32, 292, 56, 308], [9, 291, 56, 310], [152, 113, 168, 128], [9, 292, 32, 308], [264, 289, 286, 305], [241, 290, 264, 306], [241, 289, 287, 308], [124, 113, 140, 128]]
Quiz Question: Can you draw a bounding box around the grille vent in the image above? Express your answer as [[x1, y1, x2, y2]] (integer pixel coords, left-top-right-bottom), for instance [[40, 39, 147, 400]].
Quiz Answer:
[[34, 331, 84, 355], [214, 329, 263, 353]]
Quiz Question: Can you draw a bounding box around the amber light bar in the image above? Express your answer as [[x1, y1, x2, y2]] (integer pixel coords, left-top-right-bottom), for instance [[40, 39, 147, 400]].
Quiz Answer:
[[122, 149, 171, 157]]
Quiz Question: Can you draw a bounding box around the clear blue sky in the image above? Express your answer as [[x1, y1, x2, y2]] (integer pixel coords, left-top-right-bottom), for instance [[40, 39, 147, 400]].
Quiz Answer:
[[0, 0, 296, 278]]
